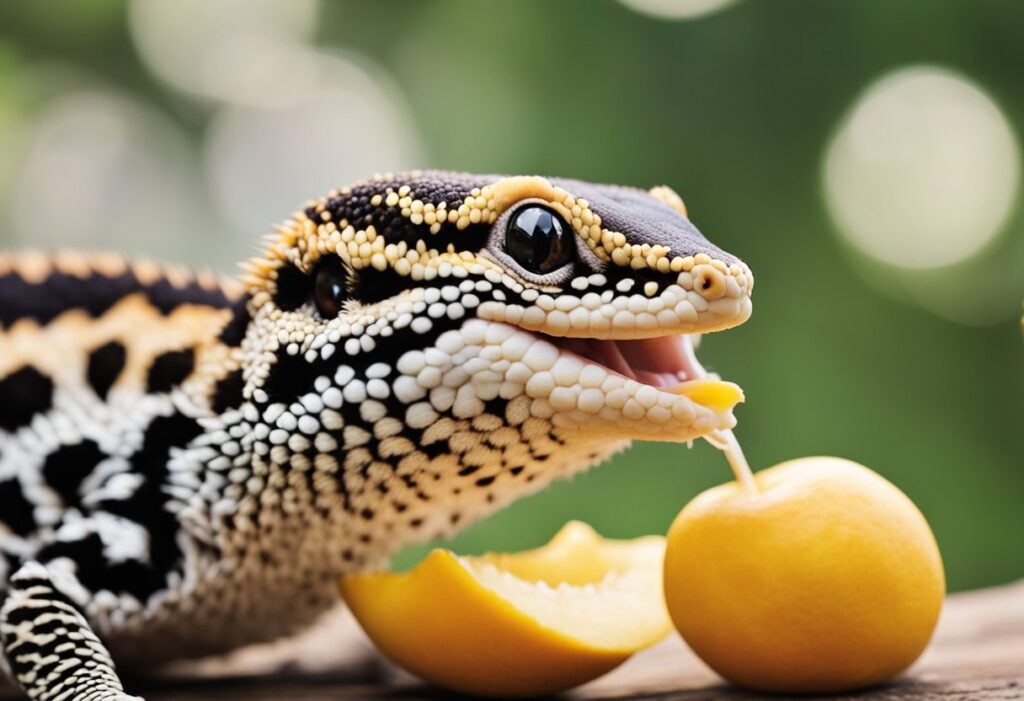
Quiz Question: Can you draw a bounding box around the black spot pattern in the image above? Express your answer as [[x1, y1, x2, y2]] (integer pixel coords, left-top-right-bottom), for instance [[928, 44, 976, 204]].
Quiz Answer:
[[147, 348, 196, 393], [0, 270, 137, 329], [38, 412, 204, 600], [0, 478, 36, 536], [41, 440, 106, 507], [262, 351, 325, 403], [86, 341, 127, 400], [273, 265, 310, 311], [0, 267, 235, 330], [317, 173, 493, 250], [0, 365, 54, 432], [353, 266, 408, 305], [145, 277, 234, 315], [37, 533, 133, 599], [218, 296, 251, 346], [211, 369, 244, 413]]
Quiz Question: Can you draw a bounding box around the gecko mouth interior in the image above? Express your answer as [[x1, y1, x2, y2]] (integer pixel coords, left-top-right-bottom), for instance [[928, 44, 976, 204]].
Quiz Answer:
[[550, 334, 702, 388]]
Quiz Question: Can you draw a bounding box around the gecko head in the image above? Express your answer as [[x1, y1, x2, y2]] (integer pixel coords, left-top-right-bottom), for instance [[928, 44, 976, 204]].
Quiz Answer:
[[238, 172, 752, 556]]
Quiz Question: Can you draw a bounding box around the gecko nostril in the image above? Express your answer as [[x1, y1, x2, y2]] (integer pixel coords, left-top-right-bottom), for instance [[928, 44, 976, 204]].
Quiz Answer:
[[692, 264, 727, 300]]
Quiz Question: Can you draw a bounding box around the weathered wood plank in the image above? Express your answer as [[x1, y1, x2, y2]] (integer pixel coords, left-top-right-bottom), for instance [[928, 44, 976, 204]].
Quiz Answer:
[[4, 581, 1021, 699]]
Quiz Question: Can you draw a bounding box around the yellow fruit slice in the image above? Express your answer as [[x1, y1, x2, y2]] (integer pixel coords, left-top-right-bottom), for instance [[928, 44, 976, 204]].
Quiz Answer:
[[341, 521, 672, 697], [663, 456, 944, 693], [668, 379, 745, 412]]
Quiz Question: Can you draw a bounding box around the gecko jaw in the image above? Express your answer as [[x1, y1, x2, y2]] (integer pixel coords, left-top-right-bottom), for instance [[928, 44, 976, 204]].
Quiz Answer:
[[464, 321, 742, 443]]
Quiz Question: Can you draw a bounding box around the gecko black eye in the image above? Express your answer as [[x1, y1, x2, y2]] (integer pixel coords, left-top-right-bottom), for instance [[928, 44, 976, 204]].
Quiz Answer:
[[313, 256, 348, 318], [505, 205, 575, 275]]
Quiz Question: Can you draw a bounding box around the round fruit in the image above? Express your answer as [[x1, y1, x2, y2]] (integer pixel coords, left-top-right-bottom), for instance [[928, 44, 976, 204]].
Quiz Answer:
[[341, 521, 672, 697], [663, 456, 944, 693]]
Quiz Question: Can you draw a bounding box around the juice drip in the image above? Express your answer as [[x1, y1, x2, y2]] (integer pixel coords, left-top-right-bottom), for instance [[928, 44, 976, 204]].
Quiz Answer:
[[705, 429, 757, 492]]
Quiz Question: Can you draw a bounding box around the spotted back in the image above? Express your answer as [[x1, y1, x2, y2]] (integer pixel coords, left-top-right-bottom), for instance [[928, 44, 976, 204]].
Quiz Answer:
[[0, 253, 245, 588]]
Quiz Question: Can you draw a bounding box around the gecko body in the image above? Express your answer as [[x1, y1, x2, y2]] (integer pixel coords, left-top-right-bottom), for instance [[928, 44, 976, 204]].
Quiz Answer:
[[0, 172, 752, 700]]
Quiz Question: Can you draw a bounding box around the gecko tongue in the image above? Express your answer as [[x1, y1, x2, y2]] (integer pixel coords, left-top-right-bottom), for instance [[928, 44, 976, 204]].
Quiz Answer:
[[554, 334, 701, 388]]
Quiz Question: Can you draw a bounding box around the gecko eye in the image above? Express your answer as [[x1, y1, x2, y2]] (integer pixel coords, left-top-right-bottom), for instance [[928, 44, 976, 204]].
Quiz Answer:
[[505, 205, 575, 275], [313, 256, 348, 318]]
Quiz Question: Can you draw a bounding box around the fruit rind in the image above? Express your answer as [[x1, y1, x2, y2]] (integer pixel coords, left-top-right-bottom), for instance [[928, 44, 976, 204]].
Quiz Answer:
[[663, 457, 945, 694], [342, 521, 672, 697]]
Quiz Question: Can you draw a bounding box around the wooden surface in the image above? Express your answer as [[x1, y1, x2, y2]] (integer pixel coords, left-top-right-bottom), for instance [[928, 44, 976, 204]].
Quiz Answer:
[[4, 580, 1022, 700]]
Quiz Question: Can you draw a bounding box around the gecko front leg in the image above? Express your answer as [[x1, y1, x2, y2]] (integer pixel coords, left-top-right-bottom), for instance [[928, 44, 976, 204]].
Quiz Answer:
[[1, 562, 141, 701]]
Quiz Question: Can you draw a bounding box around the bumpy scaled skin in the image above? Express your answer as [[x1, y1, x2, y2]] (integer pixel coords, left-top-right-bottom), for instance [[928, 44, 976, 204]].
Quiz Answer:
[[0, 171, 752, 700]]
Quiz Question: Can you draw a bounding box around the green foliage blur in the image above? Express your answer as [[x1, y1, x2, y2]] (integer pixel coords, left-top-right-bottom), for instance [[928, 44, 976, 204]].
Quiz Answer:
[[0, 0, 1021, 592]]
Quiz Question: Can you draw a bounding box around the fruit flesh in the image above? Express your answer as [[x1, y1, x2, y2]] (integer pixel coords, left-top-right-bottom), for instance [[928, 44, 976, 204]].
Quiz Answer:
[[341, 521, 672, 697], [668, 379, 744, 414], [467, 524, 669, 650]]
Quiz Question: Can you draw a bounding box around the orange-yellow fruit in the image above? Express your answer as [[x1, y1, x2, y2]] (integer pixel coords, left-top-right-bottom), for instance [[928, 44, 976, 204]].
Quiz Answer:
[[663, 457, 944, 693], [341, 522, 672, 697], [669, 379, 745, 413]]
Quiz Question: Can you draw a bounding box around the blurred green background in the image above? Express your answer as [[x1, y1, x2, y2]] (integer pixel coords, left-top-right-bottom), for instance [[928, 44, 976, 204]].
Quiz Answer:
[[0, 0, 1021, 592]]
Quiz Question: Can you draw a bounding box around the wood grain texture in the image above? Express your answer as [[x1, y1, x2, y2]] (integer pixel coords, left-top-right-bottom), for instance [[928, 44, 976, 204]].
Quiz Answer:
[[3, 581, 1021, 700]]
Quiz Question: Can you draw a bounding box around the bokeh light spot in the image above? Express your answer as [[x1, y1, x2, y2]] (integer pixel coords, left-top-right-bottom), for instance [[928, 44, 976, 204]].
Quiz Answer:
[[203, 50, 422, 237], [10, 89, 234, 270], [824, 66, 1020, 270], [128, 0, 319, 104], [618, 0, 738, 21]]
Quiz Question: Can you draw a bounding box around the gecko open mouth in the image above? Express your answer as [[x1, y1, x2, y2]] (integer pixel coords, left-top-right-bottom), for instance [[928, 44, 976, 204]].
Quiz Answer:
[[551, 334, 703, 388], [520, 326, 743, 430]]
